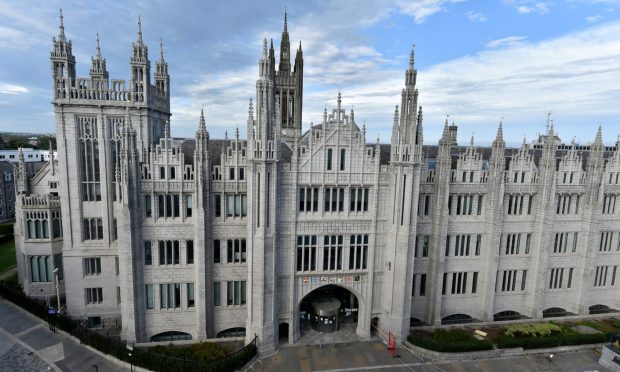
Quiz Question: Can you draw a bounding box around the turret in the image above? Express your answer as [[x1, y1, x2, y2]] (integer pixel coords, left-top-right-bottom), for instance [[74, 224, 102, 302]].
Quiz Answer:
[[130, 16, 150, 103], [15, 147, 28, 194], [89, 33, 108, 82], [195, 109, 209, 158], [490, 119, 506, 171], [51, 9, 76, 99], [154, 38, 170, 100]]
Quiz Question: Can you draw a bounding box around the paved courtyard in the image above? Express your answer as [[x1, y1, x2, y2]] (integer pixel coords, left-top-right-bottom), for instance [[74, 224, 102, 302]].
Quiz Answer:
[[248, 340, 610, 372], [0, 298, 126, 371]]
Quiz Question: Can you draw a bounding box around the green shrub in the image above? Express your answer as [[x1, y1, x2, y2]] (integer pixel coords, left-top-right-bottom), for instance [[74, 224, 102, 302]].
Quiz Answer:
[[504, 323, 562, 338], [612, 320, 620, 329], [408, 331, 493, 352], [497, 332, 607, 349], [149, 342, 228, 363]]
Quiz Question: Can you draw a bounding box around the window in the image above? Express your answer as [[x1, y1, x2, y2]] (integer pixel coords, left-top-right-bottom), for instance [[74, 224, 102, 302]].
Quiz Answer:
[[158, 240, 180, 265], [186, 240, 194, 264], [214, 194, 222, 217], [83, 218, 103, 240], [213, 282, 221, 306], [226, 281, 246, 306], [29, 255, 52, 282], [85, 288, 103, 304], [226, 239, 247, 263], [160, 167, 165, 179], [213, 240, 221, 263], [548, 268, 566, 289], [229, 167, 235, 180], [157, 194, 180, 218], [340, 149, 346, 171], [472, 272, 478, 293], [350, 188, 370, 212], [170, 167, 176, 180], [448, 194, 475, 216], [327, 148, 333, 170], [146, 284, 154, 309], [499, 270, 518, 292], [553, 232, 571, 253], [83, 257, 101, 276], [160, 283, 181, 309], [600, 232, 614, 252], [323, 235, 343, 271], [117, 287, 121, 304], [602, 194, 617, 214], [226, 194, 248, 217], [78, 116, 101, 201], [239, 167, 245, 180], [451, 272, 468, 294], [475, 235, 481, 255], [594, 265, 617, 287], [349, 234, 368, 270], [51, 211, 62, 239], [296, 235, 317, 272], [419, 274, 427, 296], [299, 187, 319, 212], [26, 212, 50, 239], [145, 195, 152, 217], [144, 241, 152, 265], [187, 283, 195, 308], [185, 195, 192, 217], [324, 187, 345, 212]]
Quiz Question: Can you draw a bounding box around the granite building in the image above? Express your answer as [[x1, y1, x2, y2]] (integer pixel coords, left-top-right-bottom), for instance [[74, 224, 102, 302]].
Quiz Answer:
[[13, 12, 620, 354]]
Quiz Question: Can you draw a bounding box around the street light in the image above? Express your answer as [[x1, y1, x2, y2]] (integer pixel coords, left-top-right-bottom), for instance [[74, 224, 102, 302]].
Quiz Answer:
[[53, 268, 60, 313]]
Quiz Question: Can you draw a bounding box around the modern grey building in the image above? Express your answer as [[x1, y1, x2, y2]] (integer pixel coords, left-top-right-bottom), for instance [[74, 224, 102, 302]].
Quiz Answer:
[[13, 12, 620, 354]]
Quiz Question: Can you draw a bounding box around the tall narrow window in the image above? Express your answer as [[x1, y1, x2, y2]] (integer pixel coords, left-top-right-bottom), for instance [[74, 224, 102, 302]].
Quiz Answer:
[[186, 240, 194, 265], [213, 282, 221, 306], [187, 283, 195, 307], [146, 284, 153, 309], [327, 148, 333, 170], [213, 240, 221, 263], [145, 195, 152, 217], [186, 195, 193, 217], [340, 149, 346, 171], [78, 116, 101, 201]]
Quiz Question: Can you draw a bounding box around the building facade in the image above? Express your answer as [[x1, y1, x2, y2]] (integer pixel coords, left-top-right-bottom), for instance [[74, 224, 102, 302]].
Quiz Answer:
[[14, 12, 620, 353]]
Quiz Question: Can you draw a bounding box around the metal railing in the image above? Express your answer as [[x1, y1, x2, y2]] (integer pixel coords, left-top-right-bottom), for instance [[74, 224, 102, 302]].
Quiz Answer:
[[0, 283, 257, 372]]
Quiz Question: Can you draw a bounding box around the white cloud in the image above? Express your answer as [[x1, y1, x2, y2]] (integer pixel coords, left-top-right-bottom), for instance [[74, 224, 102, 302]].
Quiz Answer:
[[466, 10, 488, 22], [507, 1, 550, 14], [485, 35, 528, 48], [397, 0, 467, 23], [0, 83, 28, 95], [586, 15, 601, 22]]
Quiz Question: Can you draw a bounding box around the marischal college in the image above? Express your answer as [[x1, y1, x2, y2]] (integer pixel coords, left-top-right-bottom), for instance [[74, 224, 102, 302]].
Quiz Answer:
[[12, 12, 620, 353]]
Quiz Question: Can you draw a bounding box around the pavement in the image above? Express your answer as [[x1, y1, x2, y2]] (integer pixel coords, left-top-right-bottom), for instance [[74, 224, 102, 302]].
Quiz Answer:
[[249, 339, 610, 372], [0, 298, 127, 371]]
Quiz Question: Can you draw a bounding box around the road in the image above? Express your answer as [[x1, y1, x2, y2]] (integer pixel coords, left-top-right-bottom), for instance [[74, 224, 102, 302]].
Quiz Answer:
[[0, 298, 127, 372], [249, 340, 609, 372]]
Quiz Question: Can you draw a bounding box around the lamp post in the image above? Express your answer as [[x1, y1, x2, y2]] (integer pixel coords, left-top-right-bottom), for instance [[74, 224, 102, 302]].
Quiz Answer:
[[53, 268, 60, 312]]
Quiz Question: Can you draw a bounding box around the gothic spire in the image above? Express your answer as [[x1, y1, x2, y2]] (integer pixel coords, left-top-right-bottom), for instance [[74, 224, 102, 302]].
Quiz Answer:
[[58, 9, 66, 41], [594, 125, 603, 145], [409, 44, 415, 69], [159, 38, 164, 62], [137, 15, 143, 44], [496, 118, 504, 143], [95, 33, 101, 58], [199, 108, 206, 133], [391, 105, 399, 145], [279, 9, 291, 72]]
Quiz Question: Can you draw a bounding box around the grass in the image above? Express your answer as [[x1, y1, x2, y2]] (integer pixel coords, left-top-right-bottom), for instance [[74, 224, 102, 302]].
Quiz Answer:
[[149, 341, 228, 363], [0, 238, 16, 273]]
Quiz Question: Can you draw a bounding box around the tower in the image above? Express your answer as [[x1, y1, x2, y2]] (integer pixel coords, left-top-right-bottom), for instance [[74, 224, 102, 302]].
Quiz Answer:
[[381, 46, 423, 341], [154, 39, 170, 105], [245, 35, 282, 353], [274, 12, 303, 145]]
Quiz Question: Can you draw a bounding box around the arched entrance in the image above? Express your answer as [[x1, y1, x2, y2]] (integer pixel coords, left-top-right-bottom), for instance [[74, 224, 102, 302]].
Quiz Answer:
[[299, 285, 360, 339]]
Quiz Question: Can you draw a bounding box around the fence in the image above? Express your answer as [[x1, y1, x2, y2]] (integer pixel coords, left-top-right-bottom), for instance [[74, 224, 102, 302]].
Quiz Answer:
[[0, 283, 257, 372]]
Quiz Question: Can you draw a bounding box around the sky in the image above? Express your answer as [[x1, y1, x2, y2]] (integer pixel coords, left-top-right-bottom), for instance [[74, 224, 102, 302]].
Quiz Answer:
[[1, 0, 620, 147]]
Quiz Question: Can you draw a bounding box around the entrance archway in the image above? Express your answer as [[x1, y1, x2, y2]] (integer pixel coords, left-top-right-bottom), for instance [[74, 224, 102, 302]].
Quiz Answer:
[[299, 285, 360, 338]]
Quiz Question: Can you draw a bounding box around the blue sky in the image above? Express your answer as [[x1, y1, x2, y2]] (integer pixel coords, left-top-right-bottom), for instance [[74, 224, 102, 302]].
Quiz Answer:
[[1, 0, 620, 147]]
